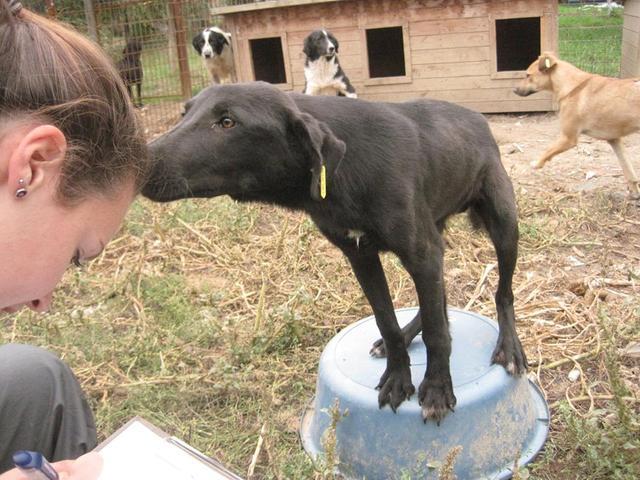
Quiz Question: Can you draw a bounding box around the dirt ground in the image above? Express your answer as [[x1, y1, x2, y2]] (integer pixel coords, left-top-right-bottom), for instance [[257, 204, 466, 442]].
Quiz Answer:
[[488, 111, 640, 200]]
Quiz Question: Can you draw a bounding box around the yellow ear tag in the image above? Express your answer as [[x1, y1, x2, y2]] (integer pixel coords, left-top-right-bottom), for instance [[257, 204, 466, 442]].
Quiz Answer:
[[545, 58, 551, 69], [320, 165, 327, 199]]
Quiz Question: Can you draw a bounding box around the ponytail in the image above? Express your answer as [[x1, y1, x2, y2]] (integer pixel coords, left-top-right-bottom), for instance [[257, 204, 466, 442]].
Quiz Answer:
[[0, 0, 149, 204]]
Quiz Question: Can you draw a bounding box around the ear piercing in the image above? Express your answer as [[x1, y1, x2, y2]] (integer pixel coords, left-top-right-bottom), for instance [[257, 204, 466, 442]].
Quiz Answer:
[[15, 178, 27, 198], [8, 0, 23, 16]]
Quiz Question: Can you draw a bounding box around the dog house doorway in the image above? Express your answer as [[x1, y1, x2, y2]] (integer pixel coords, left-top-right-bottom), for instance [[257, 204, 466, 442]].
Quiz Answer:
[[496, 17, 541, 71], [366, 26, 406, 78], [250, 37, 287, 84], [361, 23, 412, 86], [491, 14, 542, 79]]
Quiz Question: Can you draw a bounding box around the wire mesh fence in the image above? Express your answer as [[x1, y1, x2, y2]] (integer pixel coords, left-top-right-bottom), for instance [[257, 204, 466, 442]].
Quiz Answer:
[[558, 0, 624, 77], [18, 1, 628, 136], [22, 0, 218, 137]]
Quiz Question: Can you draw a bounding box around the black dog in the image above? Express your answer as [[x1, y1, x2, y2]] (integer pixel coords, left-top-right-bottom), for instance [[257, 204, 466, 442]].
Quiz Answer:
[[142, 82, 528, 423], [303, 29, 356, 98], [117, 39, 143, 108]]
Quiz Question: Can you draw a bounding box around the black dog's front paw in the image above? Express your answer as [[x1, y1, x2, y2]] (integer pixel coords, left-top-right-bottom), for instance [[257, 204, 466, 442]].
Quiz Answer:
[[376, 364, 415, 412], [492, 333, 528, 375], [418, 375, 456, 425]]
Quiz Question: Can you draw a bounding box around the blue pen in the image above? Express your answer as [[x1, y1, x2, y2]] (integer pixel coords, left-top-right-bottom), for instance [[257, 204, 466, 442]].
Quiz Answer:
[[12, 451, 59, 480]]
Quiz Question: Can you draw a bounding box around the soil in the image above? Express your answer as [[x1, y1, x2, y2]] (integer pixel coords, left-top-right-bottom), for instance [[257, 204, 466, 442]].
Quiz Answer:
[[488, 112, 640, 199]]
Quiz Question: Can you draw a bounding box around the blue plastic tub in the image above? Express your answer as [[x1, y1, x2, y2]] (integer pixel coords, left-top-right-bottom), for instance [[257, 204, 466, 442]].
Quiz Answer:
[[300, 307, 549, 479]]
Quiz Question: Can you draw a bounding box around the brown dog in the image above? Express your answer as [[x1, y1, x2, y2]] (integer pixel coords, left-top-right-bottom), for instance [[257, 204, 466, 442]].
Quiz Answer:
[[514, 52, 640, 198]]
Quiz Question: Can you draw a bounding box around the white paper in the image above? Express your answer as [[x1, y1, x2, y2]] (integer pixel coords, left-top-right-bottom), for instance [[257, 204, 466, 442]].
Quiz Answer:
[[97, 421, 231, 480]]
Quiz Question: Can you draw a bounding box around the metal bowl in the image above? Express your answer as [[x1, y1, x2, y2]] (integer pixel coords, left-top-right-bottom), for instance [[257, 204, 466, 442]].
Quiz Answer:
[[300, 307, 549, 479]]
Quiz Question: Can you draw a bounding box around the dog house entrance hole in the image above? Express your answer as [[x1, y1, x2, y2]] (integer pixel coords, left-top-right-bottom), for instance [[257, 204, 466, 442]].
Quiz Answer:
[[495, 17, 541, 71], [366, 26, 406, 78], [250, 37, 287, 84]]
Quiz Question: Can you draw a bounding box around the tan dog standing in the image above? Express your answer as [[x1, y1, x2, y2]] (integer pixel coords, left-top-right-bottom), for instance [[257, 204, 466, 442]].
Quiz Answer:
[[514, 52, 640, 198]]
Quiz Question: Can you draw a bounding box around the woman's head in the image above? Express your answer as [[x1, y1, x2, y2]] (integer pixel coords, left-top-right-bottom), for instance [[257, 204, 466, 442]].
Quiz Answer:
[[0, 0, 149, 311]]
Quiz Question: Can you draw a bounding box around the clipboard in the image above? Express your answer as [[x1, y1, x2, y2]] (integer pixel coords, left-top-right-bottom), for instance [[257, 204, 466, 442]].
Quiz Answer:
[[96, 416, 243, 479]]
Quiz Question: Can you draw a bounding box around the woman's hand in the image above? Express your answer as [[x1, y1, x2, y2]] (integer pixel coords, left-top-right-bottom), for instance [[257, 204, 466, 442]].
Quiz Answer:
[[0, 452, 103, 480]]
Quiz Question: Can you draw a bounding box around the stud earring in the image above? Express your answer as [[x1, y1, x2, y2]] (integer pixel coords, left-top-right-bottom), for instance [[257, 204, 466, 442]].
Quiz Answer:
[[16, 179, 27, 198]]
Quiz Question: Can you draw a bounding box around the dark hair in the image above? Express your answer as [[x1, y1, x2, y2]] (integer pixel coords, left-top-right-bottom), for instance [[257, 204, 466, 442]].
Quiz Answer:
[[0, 0, 149, 204]]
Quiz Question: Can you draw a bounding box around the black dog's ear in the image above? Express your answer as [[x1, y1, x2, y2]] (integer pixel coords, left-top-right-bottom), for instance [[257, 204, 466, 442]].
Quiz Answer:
[[289, 111, 346, 201], [302, 36, 312, 57], [192, 33, 203, 54], [329, 33, 339, 53]]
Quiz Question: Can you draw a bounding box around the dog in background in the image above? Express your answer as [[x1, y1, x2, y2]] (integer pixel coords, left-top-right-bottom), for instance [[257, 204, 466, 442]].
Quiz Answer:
[[514, 52, 640, 198], [192, 27, 236, 84], [303, 29, 356, 98], [142, 82, 527, 423], [117, 39, 143, 108]]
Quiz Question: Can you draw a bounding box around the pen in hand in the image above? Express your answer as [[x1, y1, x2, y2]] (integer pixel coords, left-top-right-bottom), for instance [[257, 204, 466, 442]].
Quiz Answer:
[[12, 451, 59, 480]]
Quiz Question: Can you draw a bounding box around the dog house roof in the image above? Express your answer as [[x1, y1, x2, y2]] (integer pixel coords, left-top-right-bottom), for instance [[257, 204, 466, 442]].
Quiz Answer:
[[211, 0, 347, 15]]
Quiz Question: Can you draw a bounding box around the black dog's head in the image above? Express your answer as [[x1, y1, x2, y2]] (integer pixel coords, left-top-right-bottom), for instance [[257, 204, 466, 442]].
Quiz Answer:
[[192, 27, 231, 59], [142, 82, 345, 204], [303, 29, 340, 61], [122, 39, 142, 58]]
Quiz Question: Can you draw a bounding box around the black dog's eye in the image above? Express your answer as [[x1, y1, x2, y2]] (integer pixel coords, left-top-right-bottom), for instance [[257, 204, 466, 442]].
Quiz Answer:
[[220, 117, 236, 129]]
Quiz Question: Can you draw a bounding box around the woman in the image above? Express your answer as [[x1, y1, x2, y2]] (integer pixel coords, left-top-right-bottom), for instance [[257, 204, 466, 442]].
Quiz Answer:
[[0, 0, 150, 477]]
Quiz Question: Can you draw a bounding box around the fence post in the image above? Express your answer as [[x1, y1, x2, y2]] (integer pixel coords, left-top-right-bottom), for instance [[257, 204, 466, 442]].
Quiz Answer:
[[169, 0, 192, 100], [83, 0, 98, 42]]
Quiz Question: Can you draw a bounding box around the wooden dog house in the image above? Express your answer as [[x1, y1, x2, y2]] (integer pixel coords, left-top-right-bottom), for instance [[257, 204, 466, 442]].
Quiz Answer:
[[622, 0, 640, 78], [211, 0, 557, 113]]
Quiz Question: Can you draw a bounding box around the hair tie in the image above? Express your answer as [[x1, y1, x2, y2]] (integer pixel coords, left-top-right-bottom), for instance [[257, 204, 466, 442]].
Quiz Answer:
[[8, 0, 22, 16]]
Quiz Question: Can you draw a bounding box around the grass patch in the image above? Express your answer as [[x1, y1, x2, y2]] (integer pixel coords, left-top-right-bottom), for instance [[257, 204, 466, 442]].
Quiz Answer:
[[559, 3, 624, 76], [3, 184, 638, 478]]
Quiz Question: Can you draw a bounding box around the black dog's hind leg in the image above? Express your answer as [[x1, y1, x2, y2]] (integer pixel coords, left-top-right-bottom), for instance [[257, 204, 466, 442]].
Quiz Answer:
[[370, 222, 446, 358], [472, 173, 528, 375], [135, 83, 143, 108], [398, 234, 456, 424], [370, 310, 422, 357], [342, 247, 415, 412]]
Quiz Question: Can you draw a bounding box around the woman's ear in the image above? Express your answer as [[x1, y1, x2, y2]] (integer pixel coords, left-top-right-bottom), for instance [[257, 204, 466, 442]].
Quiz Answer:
[[7, 125, 67, 197]]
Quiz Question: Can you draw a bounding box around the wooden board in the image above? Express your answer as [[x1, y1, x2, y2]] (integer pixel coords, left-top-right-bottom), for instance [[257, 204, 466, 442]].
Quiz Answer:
[[225, 0, 556, 112]]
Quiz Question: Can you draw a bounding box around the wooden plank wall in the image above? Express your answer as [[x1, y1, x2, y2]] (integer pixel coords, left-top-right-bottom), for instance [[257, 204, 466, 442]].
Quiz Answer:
[[622, 0, 640, 78], [224, 0, 557, 113]]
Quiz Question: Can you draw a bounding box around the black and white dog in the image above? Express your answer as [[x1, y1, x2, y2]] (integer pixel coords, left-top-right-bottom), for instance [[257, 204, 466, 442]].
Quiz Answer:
[[142, 82, 528, 424], [192, 27, 236, 84], [303, 30, 356, 98]]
